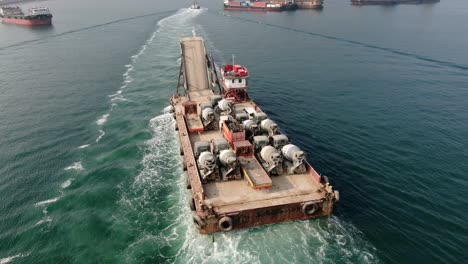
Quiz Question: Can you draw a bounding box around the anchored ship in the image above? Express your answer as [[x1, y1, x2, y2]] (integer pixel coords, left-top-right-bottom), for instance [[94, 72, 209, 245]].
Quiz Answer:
[[224, 1, 298, 11], [295, 0, 324, 9], [0, 6, 52, 26], [351, 0, 439, 5], [170, 36, 339, 234]]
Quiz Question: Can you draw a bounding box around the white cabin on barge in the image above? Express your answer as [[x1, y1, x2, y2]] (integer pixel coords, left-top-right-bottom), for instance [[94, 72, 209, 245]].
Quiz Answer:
[[221, 64, 250, 102]]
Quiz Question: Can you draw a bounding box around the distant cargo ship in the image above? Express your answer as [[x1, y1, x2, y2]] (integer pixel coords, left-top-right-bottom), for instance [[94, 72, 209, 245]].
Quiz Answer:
[[0, 6, 52, 26], [224, 1, 298, 11], [291, 0, 323, 9], [351, 0, 439, 5]]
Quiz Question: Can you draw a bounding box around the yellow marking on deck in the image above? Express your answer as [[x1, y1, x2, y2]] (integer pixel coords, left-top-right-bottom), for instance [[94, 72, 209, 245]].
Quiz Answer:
[[242, 166, 273, 189]]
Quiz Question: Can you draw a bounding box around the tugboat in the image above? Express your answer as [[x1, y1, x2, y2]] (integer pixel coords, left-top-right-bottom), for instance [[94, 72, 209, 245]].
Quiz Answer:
[[171, 36, 338, 234], [191, 1, 201, 9], [0, 6, 52, 26]]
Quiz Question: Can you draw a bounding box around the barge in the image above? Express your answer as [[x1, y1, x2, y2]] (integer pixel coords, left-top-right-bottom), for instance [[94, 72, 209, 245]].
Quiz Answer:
[[170, 36, 339, 234]]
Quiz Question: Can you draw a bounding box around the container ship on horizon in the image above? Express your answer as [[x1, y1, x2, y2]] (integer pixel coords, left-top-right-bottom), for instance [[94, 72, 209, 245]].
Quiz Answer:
[[224, 0, 299, 11], [0, 6, 52, 26]]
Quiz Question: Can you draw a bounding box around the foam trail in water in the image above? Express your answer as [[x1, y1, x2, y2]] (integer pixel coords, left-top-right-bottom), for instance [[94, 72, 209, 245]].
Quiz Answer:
[[0, 253, 30, 264], [94, 114, 109, 142], [35, 197, 60, 207], [96, 130, 105, 143], [64, 162, 84, 171], [61, 179, 73, 189], [93, 11, 175, 144], [118, 113, 180, 261], [163, 105, 174, 114], [35, 216, 52, 226], [96, 114, 110, 126]]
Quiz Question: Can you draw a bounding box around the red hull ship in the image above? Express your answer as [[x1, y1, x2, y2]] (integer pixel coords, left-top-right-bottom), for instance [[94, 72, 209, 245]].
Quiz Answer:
[[0, 6, 52, 26]]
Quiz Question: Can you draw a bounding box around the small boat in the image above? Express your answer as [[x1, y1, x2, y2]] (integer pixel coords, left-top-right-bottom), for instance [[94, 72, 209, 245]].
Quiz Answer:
[[191, 1, 201, 9]]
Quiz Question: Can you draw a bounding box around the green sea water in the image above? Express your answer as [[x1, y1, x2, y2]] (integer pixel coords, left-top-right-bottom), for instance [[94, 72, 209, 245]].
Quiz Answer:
[[0, 0, 467, 263]]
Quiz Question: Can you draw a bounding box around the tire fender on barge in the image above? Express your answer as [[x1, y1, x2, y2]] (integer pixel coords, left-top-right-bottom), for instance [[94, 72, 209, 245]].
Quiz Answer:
[[218, 216, 234, 232], [302, 202, 319, 216]]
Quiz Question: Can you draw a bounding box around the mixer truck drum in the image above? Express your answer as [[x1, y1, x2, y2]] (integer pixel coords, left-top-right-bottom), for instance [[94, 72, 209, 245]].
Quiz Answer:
[[243, 119, 258, 131], [218, 99, 232, 113], [218, 216, 233, 232], [202, 107, 215, 122], [199, 152, 216, 170], [219, 149, 237, 167], [261, 119, 278, 134]]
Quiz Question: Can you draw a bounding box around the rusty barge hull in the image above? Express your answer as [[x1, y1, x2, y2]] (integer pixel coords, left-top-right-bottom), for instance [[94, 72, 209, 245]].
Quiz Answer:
[[171, 36, 338, 234]]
